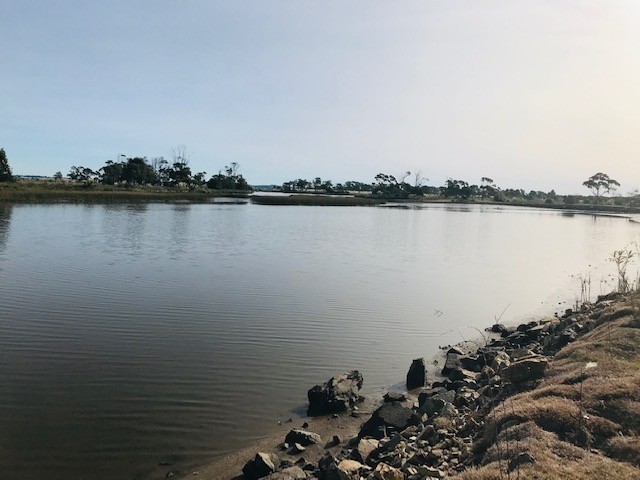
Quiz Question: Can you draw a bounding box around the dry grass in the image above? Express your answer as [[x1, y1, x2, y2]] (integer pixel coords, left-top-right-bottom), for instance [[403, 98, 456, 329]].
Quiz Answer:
[[454, 293, 640, 479], [456, 423, 639, 480]]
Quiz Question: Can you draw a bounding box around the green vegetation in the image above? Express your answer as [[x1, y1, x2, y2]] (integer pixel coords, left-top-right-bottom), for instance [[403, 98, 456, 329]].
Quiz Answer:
[[66, 149, 250, 191], [0, 148, 14, 182], [0, 180, 250, 203]]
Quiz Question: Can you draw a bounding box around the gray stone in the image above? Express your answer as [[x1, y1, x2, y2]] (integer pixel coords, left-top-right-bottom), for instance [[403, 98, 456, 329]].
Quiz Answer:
[[359, 403, 419, 439], [308, 370, 364, 414], [285, 429, 321, 446]]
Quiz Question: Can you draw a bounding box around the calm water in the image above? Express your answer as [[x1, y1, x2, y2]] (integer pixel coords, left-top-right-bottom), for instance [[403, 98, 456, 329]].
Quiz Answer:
[[0, 202, 637, 479]]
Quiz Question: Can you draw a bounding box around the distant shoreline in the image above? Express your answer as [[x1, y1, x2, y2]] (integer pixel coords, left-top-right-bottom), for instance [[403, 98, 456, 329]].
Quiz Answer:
[[2, 183, 640, 217]]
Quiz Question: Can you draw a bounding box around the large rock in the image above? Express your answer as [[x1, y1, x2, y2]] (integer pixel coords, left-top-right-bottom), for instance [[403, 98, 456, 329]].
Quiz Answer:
[[503, 355, 548, 383], [308, 370, 364, 415], [242, 452, 279, 480], [406, 358, 427, 389], [284, 429, 321, 446], [441, 351, 476, 381], [359, 402, 419, 439]]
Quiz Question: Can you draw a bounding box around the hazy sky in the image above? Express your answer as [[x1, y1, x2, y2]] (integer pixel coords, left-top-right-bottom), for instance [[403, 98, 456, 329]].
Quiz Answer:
[[2, 1, 640, 193]]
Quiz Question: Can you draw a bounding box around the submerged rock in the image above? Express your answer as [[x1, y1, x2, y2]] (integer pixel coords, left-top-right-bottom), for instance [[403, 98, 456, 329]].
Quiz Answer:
[[308, 370, 364, 415]]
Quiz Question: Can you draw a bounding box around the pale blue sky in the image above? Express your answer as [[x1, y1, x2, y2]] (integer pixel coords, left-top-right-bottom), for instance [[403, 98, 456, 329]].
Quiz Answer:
[[2, 1, 640, 193]]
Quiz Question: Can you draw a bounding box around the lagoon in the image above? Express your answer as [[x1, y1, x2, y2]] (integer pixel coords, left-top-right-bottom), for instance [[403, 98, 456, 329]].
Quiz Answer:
[[0, 202, 637, 479]]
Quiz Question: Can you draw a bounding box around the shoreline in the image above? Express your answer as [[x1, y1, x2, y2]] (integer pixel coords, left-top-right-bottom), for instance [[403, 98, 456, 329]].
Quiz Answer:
[[181, 291, 640, 479]]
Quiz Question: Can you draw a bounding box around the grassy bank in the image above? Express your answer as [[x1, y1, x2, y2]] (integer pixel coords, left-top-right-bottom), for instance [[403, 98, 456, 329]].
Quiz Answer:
[[0, 181, 250, 203], [251, 194, 385, 206], [455, 294, 640, 479]]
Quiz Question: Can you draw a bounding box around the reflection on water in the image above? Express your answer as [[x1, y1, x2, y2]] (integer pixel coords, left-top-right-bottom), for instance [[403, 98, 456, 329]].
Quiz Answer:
[[0, 204, 12, 252], [0, 203, 638, 480]]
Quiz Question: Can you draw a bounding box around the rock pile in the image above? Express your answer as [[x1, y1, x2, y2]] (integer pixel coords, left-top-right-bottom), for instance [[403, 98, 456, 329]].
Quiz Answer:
[[240, 295, 623, 479]]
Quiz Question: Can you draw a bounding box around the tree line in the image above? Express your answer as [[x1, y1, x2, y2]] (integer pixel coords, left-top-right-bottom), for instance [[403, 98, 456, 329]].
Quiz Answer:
[[281, 171, 627, 205], [59, 148, 250, 190], [0, 146, 630, 205]]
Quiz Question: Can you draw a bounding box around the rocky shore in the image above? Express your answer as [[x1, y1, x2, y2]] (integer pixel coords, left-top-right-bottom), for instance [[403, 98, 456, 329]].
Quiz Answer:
[[190, 292, 640, 480]]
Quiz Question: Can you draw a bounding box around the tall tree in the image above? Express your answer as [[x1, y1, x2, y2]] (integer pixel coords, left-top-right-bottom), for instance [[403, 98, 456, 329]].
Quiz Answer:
[[0, 148, 14, 181], [582, 172, 620, 204]]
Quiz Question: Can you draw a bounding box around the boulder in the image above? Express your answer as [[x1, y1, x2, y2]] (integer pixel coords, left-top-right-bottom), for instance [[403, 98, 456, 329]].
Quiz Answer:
[[406, 358, 427, 389], [359, 402, 419, 439], [308, 370, 364, 415], [441, 352, 477, 380], [242, 452, 279, 480], [503, 356, 548, 383], [284, 429, 321, 446]]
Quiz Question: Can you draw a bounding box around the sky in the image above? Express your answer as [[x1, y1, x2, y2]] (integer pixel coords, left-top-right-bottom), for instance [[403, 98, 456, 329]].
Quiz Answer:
[[2, 0, 640, 194]]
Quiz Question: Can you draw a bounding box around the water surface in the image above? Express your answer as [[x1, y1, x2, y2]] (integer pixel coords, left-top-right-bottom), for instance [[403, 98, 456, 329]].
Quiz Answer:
[[0, 203, 637, 479]]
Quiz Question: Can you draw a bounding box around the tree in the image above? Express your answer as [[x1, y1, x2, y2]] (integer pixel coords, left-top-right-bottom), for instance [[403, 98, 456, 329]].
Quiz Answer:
[[121, 157, 156, 185], [53, 171, 63, 182], [443, 179, 473, 199], [0, 148, 14, 182], [99, 160, 124, 185], [583, 172, 620, 204], [68, 166, 97, 182]]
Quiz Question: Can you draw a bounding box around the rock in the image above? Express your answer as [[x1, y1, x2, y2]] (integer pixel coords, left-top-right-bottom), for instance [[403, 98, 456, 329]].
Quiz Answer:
[[490, 323, 506, 333], [359, 403, 419, 439], [355, 438, 379, 462], [286, 443, 306, 455], [242, 452, 279, 480], [308, 370, 364, 414], [417, 465, 445, 478], [442, 352, 477, 381], [418, 390, 455, 416], [373, 462, 404, 480], [440, 402, 459, 418], [490, 352, 511, 372], [336, 459, 367, 479], [417, 387, 447, 405], [264, 466, 308, 480], [459, 355, 482, 372], [285, 429, 321, 446], [508, 452, 536, 471], [384, 392, 407, 403], [406, 358, 427, 389], [503, 356, 548, 383]]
